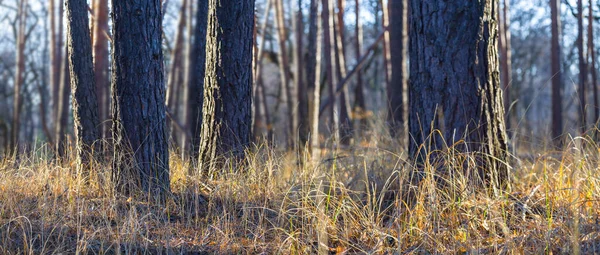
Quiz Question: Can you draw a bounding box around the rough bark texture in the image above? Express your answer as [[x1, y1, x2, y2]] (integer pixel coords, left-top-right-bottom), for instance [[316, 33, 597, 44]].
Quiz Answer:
[[551, 0, 563, 145], [111, 0, 170, 198], [92, 0, 110, 142], [577, 0, 587, 135], [408, 0, 509, 187], [183, 0, 208, 159], [198, 0, 254, 174], [388, 0, 408, 138], [66, 0, 101, 165]]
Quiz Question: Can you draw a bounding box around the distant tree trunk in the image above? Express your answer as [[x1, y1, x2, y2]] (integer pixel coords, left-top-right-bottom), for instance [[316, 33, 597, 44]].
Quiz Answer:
[[253, 0, 274, 141], [322, 0, 338, 141], [408, 0, 509, 187], [388, 0, 407, 139], [275, 0, 295, 148], [111, 0, 170, 198], [588, 0, 599, 132], [56, 42, 71, 158], [577, 0, 587, 135], [180, 0, 197, 157], [66, 0, 101, 165], [10, 0, 28, 154], [381, 0, 391, 88], [334, 0, 353, 145], [183, 0, 208, 159], [197, 0, 254, 174], [353, 0, 367, 133], [306, 0, 320, 155], [295, 0, 310, 148], [92, 0, 110, 143], [498, 0, 513, 135], [54, 0, 65, 132], [166, 0, 187, 148], [551, 0, 563, 145], [49, 0, 59, 143]]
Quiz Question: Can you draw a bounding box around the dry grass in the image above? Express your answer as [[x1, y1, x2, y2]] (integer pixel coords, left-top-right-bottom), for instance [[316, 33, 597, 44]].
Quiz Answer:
[[0, 132, 599, 254]]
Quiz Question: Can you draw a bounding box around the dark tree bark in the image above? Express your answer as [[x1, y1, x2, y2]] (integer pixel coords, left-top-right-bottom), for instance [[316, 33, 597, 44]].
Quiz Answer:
[[577, 0, 587, 135], [408, 0, 509, 187], [111, 0, 170, 198], [92, 0, 110, 143], [306, 0, 320, 155], [388, 0, 408, 138], [588, 0, 599, 132], [551, 0, 563, 145], [353, 0, 367, 133], [183, 0, 208, 159], [197, 0, 254, 173], [56, 42, 71, 158], [295, 0, 310, 148], [66, 0, 101, 165]]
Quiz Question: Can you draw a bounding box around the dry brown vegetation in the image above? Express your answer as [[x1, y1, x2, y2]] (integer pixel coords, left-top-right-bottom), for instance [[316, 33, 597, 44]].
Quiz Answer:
[[0, 129, 599, 254]]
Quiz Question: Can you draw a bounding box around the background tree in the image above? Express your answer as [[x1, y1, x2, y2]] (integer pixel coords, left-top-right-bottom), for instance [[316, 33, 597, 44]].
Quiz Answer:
[[551, 0, 563, 145], [577, 0, 587, 135], [111, 0, 170, 197], [10, 0, 28, 154], [387, 0, 407, 139], [197, 0, 255, 174], [92, 0, 110, 143], [65, 0, 101, 165], [408, 0, 509, 187]]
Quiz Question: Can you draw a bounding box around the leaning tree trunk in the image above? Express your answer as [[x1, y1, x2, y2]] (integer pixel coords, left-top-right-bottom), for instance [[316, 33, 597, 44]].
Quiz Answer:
[[197, 0, 255, 174], [66, 0, 101, 166], [111, 0, 170, 198], [183, 0, 209, 160], [388, 0, 408, 139], [408, 0, 509, 188], [550, 0, 563, 146]]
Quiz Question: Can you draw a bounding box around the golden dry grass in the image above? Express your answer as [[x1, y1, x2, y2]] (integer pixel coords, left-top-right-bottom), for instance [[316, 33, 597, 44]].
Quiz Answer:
[[0, 132, 599, 254]]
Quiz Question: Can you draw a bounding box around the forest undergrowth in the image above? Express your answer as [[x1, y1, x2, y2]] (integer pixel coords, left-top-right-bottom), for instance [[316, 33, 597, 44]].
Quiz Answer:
[[0, 128, 599, 254]]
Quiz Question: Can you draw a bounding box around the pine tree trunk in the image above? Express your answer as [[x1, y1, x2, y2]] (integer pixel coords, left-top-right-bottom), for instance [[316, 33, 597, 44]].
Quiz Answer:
[[295, 0, 310, 148], [111, 0, 170, 198], [49, 0, 59, 144], [334, 0, 353, 145], [353, 0, 367, 133], [306, 0, 319, 154], [551, 0, 563, 145], [577, 0, 587, 135], [322, 0, 338, 142], [10, 0, 28, 154], [183, 0, 208, 159], [408, 0, 509, 187], [499, 0, 513, 135], [56, 41, 71, 158], [92, 0, 110, 144], [66, 0, 101, 165], [275, 0, 295, 148], [198, 0, 254, 174], [388, 0, 408, 139], [588, 0, 599, 132]]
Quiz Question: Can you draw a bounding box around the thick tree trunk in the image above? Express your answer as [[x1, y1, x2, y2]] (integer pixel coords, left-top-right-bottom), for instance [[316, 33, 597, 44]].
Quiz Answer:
[[111, 0, 170, 198], [10, 0, 28, 154], [577, 0, 587, 135], [588, 0, 599, 132], [197, 0, 254, 174], [408, 0, 509, 187], [183, 0, 208, 159], [388, 0, 408, 139], [551, 0, 563, 145], [66, 0, 101, 165], [92, 0, 110, 143]]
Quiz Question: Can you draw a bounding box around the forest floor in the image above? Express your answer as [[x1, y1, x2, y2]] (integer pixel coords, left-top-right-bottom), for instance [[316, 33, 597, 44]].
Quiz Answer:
[[0, 133, 599, 254]]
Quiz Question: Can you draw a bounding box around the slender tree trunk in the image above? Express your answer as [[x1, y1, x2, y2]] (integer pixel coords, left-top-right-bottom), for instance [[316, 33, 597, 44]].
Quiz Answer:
[[408, 0, 509, 188], [381, 0, 391, 88], [499, 0, 513, 134], [275, 0, 295, 148], [66, 0, 101, 166], [551, 0, 563, 145], [92, 0, 110, 144], [388, 0, 408, 139], [353, 0, 367, 133], [588, 0, 599, 132], [334, 0, 353, 145], [198, 0, 255, 174], [49, 0, 59, 143], [322, 0, 338, 141], [183, 0, 208, 159], [10, 0, 28, 154], [111, 0, 170, 198], [306, 0, 320, 154], [54, 0, 65, 132], [166, 0, 187, 148], [56, 41, 72, 158], [295, 0, 310, 148], [578, 0, 587, 135]]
